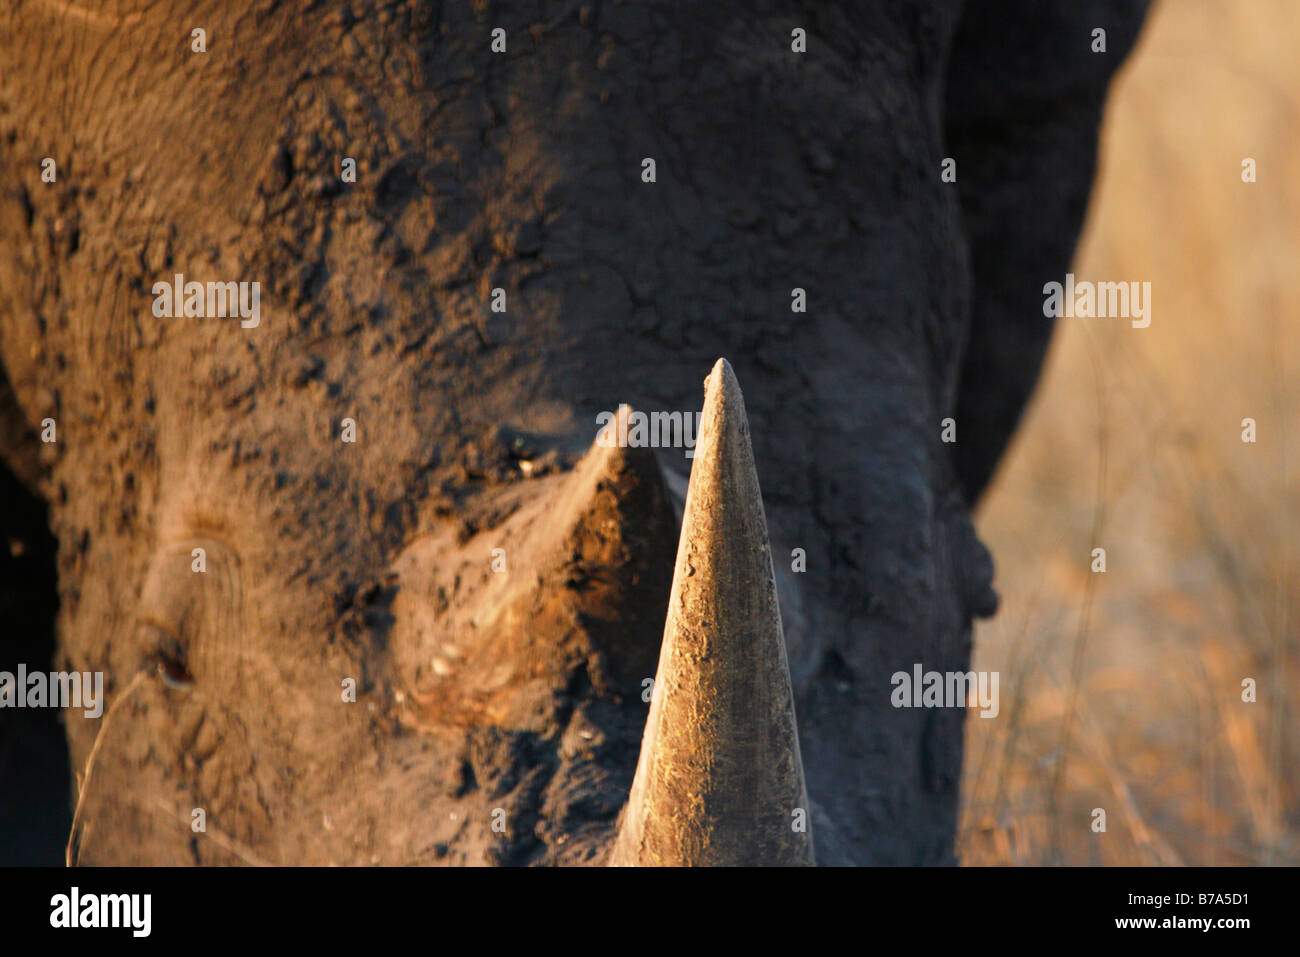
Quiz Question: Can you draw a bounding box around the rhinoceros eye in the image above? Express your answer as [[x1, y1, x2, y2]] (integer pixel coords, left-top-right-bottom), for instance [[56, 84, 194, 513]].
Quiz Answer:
[[137, 621, 195, 691], [134, 536, 243, 694], [157, 648, 195, 691]]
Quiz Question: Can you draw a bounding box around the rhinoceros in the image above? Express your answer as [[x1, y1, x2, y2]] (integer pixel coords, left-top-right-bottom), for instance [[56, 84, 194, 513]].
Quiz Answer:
[[0, 0, 1149, 865]]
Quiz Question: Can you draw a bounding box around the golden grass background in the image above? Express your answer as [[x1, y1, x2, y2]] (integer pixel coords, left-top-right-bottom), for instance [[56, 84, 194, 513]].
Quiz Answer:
[[958, 0, 1299, 866]]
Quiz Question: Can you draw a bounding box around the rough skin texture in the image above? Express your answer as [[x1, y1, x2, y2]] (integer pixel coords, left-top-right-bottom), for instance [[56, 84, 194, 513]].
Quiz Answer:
[[0, 0, 1148, 864]]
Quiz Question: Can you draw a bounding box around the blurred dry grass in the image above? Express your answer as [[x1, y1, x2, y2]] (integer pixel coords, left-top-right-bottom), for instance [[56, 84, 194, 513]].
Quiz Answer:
[[958, 0, 1299, 866]]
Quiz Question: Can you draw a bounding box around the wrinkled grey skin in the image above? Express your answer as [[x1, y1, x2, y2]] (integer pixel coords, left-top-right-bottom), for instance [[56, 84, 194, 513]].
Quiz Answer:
[[0, 0, 1148, 865]]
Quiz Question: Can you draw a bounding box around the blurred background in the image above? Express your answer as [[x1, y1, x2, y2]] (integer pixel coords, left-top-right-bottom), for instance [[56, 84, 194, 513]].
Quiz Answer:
[[958, 0, 1299, 865]]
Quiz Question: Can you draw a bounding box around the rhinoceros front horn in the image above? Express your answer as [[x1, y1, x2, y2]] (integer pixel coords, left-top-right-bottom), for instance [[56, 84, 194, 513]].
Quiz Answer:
[[609, 359, 815, 866]]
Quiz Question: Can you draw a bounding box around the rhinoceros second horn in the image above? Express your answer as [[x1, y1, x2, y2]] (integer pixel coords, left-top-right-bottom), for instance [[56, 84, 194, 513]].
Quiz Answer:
[[609, 359, 815, 866]]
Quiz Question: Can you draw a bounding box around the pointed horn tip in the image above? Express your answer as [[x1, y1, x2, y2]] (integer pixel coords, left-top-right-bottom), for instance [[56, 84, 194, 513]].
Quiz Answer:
[[700, 359, 748, 445], [704, 357, 739, 396], [588, 402, 657, 475]]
